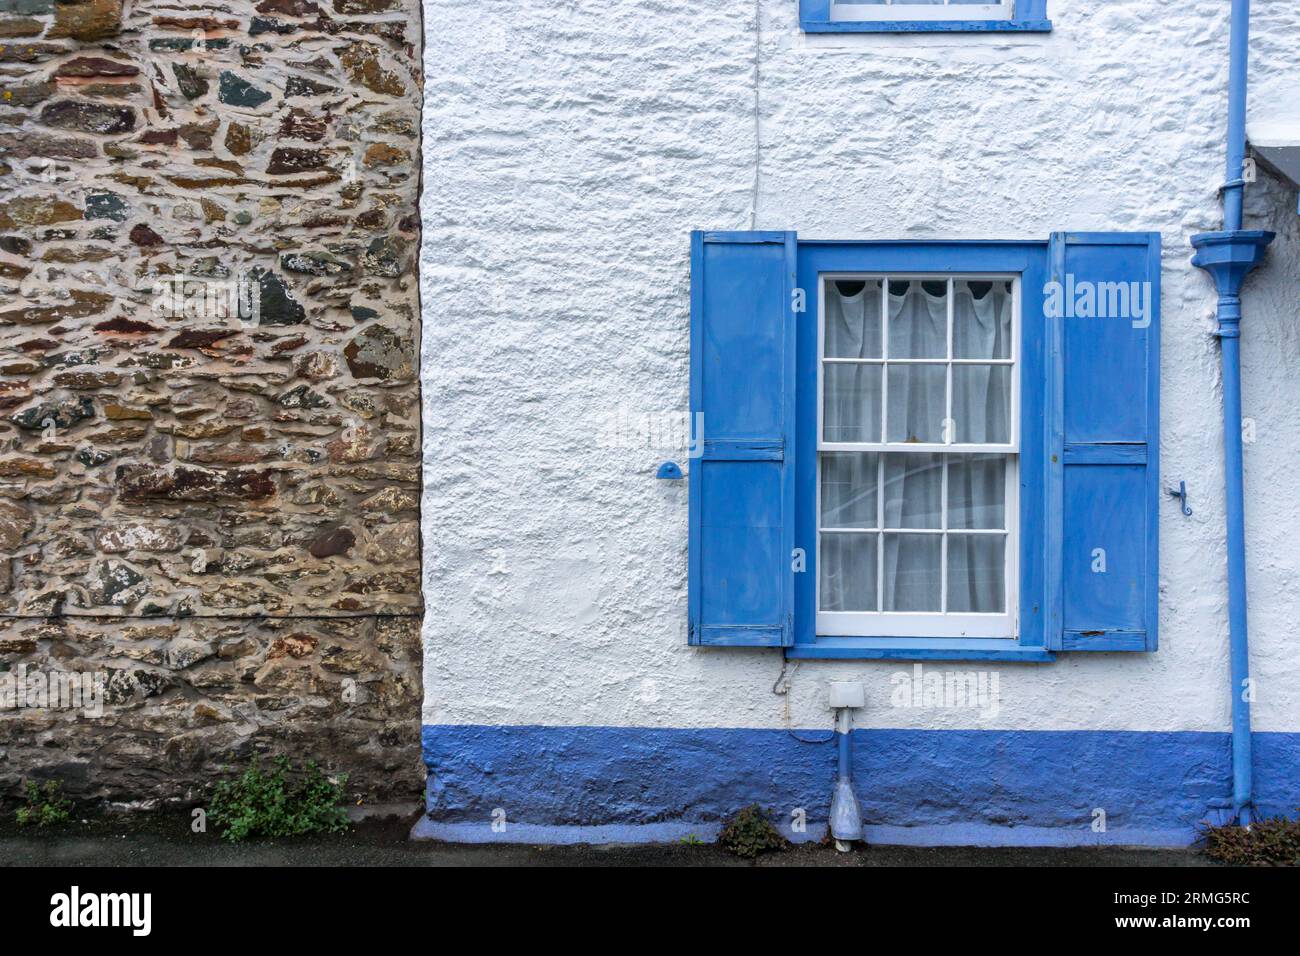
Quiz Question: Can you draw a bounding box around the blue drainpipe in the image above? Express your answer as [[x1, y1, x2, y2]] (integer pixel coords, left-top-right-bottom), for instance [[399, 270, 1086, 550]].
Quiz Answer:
[[1190, 0, 1274, 827]]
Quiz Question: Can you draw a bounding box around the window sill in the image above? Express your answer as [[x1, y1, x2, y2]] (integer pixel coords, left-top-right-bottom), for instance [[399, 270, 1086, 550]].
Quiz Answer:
[[788, 637, 1054, 662], [800, 20, 1052, 33]]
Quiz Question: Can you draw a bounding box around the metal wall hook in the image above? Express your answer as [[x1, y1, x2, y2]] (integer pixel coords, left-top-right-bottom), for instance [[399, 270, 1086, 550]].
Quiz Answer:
[[1168, 480, 1192, 516], [656, 461, 684, 480]]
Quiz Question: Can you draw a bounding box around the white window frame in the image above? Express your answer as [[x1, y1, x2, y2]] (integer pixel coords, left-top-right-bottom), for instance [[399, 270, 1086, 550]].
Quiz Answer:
[[815, 273, 1020, 639], [831, 0, 1013, 23]]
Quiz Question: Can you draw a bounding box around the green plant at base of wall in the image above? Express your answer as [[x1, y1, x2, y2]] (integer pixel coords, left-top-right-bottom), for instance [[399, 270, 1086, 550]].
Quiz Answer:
[[209, 757, 350, 843], [1200, 814, 1300, 866], [719, 805, 789, 860], [16, 780, 74, 828]]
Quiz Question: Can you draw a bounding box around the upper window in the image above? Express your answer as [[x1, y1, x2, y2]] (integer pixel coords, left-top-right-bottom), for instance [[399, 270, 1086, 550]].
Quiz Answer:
[[799, 0, 1052, 33]]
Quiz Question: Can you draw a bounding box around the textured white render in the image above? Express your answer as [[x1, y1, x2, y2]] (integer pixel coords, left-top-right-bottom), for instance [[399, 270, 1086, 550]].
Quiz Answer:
[[419, 0, 1300, 734]]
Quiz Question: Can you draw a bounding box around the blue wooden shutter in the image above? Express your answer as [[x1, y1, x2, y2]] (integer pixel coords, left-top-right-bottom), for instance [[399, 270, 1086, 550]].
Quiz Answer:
[[688, 231, 797, 647], [1046, 233, 1161, 651]]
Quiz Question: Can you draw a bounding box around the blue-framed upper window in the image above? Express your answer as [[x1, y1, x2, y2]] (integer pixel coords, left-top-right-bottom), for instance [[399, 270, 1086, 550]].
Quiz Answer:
[[800, 0, 1052, 33], [687, 233, 1160, 662]]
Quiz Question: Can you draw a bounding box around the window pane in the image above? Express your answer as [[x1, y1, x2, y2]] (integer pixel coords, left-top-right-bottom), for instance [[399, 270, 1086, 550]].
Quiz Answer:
[[886, 363, 945, 443], [824, 363, 882, 443], [947, 534, 1006, 613], [820, 533, 878, 612], [953, 280, 1012, 360], [952, 364, 1011, 443], [948, 454, 1006, 529], [881, 452, 942, 529], [882, 533, 941, 612], [825, 279, 882, 359], [821, 452, 879, 529], [888, 279, 947, 359]]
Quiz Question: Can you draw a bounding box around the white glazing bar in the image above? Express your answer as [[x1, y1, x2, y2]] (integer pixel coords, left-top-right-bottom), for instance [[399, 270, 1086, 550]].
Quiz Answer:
[[940, 452, 949, 613], [876, 451, 885, 613]]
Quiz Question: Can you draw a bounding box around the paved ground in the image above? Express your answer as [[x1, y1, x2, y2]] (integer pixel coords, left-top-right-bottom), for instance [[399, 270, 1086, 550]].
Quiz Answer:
[[0, 814, 1216, 866]]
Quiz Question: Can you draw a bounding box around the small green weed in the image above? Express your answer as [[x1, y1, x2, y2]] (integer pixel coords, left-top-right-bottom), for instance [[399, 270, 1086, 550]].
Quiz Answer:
[[719, 804, 788, 860], [16, 779, 73, 828], [208, 756, 350, 842]]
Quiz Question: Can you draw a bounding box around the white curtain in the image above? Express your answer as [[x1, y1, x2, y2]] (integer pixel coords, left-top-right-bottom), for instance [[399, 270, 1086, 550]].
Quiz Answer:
[[821, 280, 1012, 616], [821, 281, 881, 611], [823, 280, 881, 443]]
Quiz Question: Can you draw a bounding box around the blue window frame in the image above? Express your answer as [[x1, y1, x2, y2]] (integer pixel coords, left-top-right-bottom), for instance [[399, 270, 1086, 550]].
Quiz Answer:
[[794, 241, 1048, 660], [800, 0, 1052, 34], [687, 232, 1160, 662]]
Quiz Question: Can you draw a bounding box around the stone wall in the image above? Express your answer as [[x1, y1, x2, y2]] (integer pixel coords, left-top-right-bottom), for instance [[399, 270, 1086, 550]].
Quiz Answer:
[[0, 0, 423, 809]]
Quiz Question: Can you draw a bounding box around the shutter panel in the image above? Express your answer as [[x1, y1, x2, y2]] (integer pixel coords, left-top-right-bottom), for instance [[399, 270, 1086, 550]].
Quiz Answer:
[[688, 231, 797, 647], [1046, 232, 1160, 651]]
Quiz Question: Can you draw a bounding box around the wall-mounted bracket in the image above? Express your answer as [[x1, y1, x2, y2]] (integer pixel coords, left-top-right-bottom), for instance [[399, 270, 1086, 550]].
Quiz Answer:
[[655, 461, 684, 480], [1168, 480, 1192, 517]]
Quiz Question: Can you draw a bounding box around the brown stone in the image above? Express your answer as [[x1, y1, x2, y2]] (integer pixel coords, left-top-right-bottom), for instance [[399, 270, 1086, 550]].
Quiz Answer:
[[0, 196, 83, 229], [0, 81, 55, 108], [359, 486, 418, 513], [0, 133, 97, 161], [362, 143, 407, 167], [256, 0, 321, 14], [0, 290, 113, 325], [53, 56, 139, 78], [225, 121, 253, 156], [279, 108, 329, 141], [116, 463, 277, 501], [95, 524, 186, 553], [266, 147, 328, 175], [0, 44, 67, 64], [163, 174, 255, 190], [369, 522, 418, 562], [167, 329, 240, 349], [46, 0, 123, 41], [269, 633, 319, 658], [179, 119, 220, 150], [0, 458, 56, 479], [152, 16, 239, 30], [40, 100, 136, 135], [0, 17, 44, 38], [94, 316, 160, 334], [0, 261, 32, 283], [337, 42, 405, 97], [307, 526, 355, 558], [53, 370, 120, 389], [129, 223, 164, 247], [138, 128, 178, 146], [104, 403, 153, 421], [332, 0, 397, 11], [344, 324, 412, 381], [199, 198, 227, 222]]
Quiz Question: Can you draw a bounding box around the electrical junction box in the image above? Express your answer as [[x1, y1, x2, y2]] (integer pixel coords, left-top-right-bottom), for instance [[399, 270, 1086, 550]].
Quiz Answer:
[[828, 681, 865, 710]]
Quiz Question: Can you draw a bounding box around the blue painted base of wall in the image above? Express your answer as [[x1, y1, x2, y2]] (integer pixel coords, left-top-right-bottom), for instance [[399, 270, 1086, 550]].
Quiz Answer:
[[416, 725, 1300, 847]]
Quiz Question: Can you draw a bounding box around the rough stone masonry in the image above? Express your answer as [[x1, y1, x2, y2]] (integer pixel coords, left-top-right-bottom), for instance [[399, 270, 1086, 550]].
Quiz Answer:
[[0, 0, 424, 809]]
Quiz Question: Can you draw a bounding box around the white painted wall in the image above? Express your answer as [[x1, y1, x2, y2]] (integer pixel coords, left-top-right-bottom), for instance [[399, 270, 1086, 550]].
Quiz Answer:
[[419, 0, 1300, 735]]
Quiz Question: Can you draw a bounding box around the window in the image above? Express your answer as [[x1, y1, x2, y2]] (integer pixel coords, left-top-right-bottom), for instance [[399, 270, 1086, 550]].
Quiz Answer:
[[832, 1, 1013, 23], [687, 232, 1160, 661], [799, 0, 1052, 33], [817, 275, 1018, 639]]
